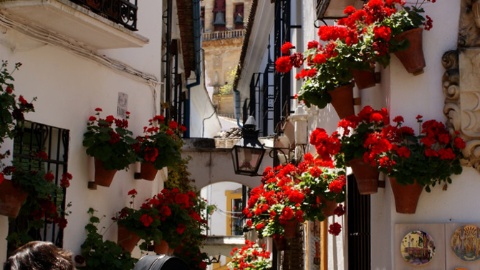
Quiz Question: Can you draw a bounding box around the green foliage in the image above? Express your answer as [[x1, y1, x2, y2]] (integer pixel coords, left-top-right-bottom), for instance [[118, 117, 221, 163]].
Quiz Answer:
[[78, 208, 137, 270], [0, 60, 36, 144], [114, 190, 163, 251], [5, 159, 72, 249], [218, 67, 237, 96]]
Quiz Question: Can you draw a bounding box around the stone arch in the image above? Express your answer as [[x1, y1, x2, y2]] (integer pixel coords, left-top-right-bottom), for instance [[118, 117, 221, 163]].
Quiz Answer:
[[182, 149, 269, 190]]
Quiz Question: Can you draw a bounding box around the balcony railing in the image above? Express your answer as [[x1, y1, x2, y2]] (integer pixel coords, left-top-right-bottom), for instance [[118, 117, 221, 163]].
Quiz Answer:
[[202, 29, 246, 41], [70, 0, 138, 31]]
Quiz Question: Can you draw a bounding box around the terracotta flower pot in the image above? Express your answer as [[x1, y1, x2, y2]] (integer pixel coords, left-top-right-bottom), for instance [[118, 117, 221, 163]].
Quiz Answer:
[[321, 197, 338, 217], [0, 180, 28, 218], [389, 177, 424, 214], [140, 162, 158, 181], [283, 219, 299, 239], [329, 83, 355, 119], [349, 158, 379, 195], [117, 225, 141, 252], [94, 159, 117, 187], [352, 68, 377, 90], [154, 240, 174, 255], [394, 28, 426, 75]]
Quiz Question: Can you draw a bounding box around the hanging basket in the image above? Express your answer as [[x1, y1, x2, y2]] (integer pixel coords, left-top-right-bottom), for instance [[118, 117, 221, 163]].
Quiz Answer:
[[94, 159, 117, 187], [0, 180, 28, 218], [154, 240, 174, 255], [283, 219, 299, 239], [389, 177, 424, 214], [349, 158, 379, 195], [117, 225, 141, 252], [352, 68, 377, 90], [393, 28, 426, 75], [140, 162, 158, 181], [329, 83, 355, 119]]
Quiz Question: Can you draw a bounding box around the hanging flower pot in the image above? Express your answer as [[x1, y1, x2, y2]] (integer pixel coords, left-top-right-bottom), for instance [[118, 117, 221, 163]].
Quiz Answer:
[[389, 177, 424, 214], [94, 159, 117, 187], [349, 158, 379, 195], [0, 180, 28, 218], [329, 83, 355, 119], [283, 219, 299, 239], [140, 162, 158, 181], [154, 240, 174, 255], [352, 68, 377, 90], [393, 28, 426, 76], [321, 196, 338, 217], [117, 225, 141, 252]]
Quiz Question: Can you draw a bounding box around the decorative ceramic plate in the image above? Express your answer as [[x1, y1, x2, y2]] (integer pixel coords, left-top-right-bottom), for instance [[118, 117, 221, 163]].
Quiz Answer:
[[451, 224, 480, 261], [400, 230, 435, 265]]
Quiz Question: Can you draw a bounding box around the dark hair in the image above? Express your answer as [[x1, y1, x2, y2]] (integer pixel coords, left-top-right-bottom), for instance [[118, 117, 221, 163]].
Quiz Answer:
[[3, 241, 73, 270]]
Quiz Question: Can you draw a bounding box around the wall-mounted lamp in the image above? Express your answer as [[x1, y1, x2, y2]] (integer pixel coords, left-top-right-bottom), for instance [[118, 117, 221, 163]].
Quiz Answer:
[[231, 116, 265, 176], [288, 105, 309, 161]]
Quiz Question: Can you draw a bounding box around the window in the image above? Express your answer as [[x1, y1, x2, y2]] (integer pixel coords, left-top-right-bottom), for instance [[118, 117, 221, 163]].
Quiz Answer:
[[7, 121, 70, 255], [234, 4, 244, 29], [213, 0, 226, 31]]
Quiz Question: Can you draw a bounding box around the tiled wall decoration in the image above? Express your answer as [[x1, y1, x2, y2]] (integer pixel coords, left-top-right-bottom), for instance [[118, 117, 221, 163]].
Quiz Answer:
[[395, 223, 480, 270]]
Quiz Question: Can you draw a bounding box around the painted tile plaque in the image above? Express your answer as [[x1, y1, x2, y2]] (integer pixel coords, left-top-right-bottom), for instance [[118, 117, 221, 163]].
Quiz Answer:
[[400, 230, 436, 265], [451, 224, 480, 261]]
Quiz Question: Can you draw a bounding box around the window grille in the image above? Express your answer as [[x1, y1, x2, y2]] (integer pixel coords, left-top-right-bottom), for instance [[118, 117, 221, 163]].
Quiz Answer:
[[7, 121, 70, 254]]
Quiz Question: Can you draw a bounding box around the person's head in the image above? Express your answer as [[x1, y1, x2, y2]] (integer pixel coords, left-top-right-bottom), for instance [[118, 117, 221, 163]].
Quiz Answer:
[[3, 241, 73, 270]]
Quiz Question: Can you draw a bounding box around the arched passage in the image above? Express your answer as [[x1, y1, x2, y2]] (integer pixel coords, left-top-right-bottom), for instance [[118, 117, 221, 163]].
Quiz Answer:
[[182, 147, 271, 190]]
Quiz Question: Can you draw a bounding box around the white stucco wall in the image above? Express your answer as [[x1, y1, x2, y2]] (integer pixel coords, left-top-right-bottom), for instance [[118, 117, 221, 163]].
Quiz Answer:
[[201, 181, 242, 236], [0, 0, 170, 262], [371, 2, 463, 269]]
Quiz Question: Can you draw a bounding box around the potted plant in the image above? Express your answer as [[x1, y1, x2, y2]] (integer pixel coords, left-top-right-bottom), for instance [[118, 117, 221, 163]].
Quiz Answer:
[[82, 108, 136, 187], [133, 115, 185, 180], [276, 38, 355, 118], [162, 156, 209, 264], [371, 115, 465, 213], [341, 0, 435, 74], [77, 208, 137, 270], [113, 189, 163, 252], [151, 187, 202, 252], [227, 240, 272, 270], [2, 153, 72, 248], [311, 106, 389, 194], [243, 157, 346, 244]]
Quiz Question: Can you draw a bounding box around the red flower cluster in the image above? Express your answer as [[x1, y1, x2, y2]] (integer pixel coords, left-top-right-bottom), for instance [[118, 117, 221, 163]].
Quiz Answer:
[[310, 105, 465, 191], [273, 1, 435, 108], [116, 187, 207, 250], [228, 240, 272, 270], [244, 151, 347, 238], [133, 115, 185, 170], [83, 108, 136, 170], [369, 115, 466, 190]]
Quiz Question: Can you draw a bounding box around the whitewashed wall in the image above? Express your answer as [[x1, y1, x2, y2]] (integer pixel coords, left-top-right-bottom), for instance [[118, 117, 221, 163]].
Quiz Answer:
[[0, 0, 169, 262], [201, 181, 242, 236], [372, 1, 463, 269]]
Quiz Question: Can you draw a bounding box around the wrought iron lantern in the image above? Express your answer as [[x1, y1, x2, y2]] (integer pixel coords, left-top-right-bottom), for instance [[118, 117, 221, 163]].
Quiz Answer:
[[231, 116, 265, 176]]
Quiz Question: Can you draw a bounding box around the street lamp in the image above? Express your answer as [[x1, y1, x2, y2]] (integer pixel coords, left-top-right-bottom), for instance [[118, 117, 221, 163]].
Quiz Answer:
[[231, 116, 265, 176]]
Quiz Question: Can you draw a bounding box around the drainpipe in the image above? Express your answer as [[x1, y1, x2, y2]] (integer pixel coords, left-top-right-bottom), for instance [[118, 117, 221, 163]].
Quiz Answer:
[[234, 89, 242, 128], [185, 0, 202, 138]]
